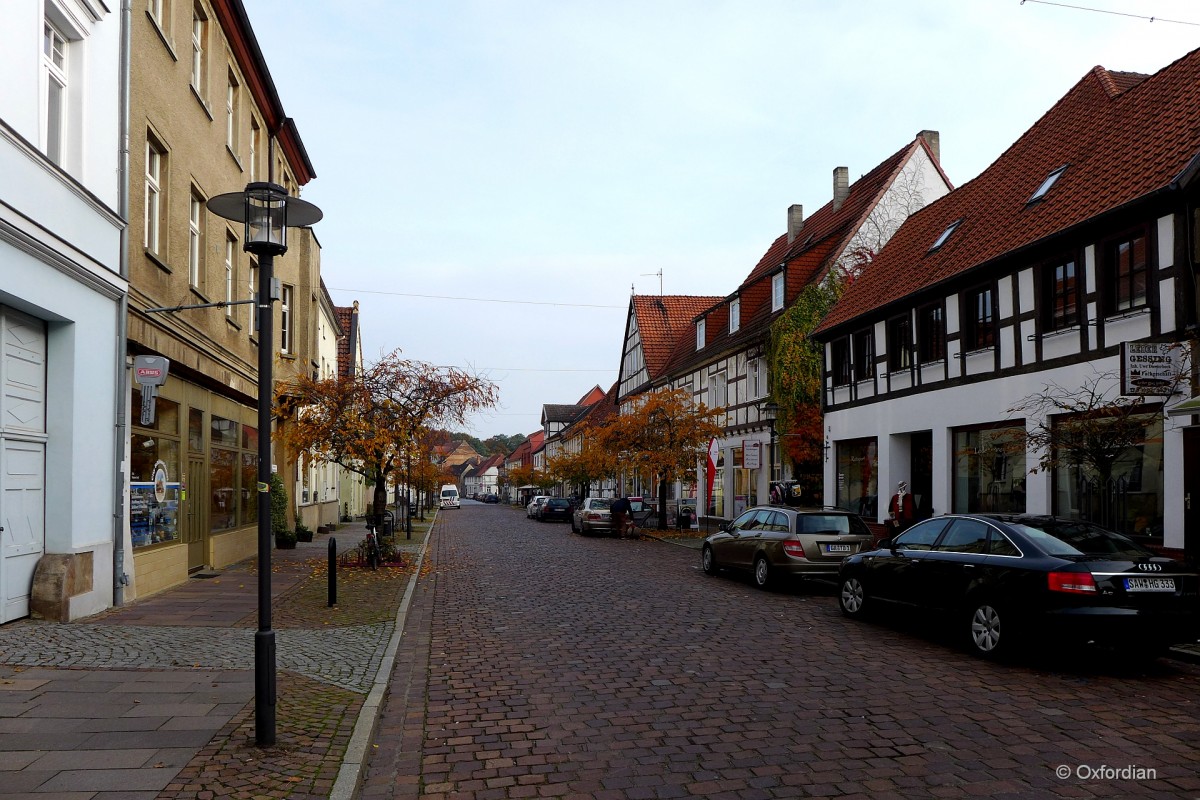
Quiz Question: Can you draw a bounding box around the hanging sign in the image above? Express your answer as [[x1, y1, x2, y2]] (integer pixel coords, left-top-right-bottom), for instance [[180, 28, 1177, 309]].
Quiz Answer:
[[1121, 342, 1183, 396], [743, 440, 762, 470], [133, 356, 170, 426]]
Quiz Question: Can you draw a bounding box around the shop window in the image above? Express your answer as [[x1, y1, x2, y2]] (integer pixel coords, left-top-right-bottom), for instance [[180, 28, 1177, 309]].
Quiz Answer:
[[952, 424, 1027, 513], [835, 438, 877, 519], [1052, 412, 1162, 540], [210, 447, 237, 530], [188, 408, 203, 452], [129, 389, 181, 548]]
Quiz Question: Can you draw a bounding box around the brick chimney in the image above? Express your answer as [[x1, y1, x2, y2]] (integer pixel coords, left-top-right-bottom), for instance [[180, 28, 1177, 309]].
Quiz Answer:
[[832, 166, 849, 211], [787, 204, 804, 244], [918, 129, 940, 163]]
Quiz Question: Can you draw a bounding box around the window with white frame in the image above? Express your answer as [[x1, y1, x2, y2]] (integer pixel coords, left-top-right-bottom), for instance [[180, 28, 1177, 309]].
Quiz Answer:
[[148, 0, 169, 31], [188, 191, 204, 287], [42, 20, 67, 166], [708, 371, 727, 408], [249, 118, 260, 182], [190, 7, 207, 97], [224, 234, 236, 317], [226, 71, 240, 152], [281, 284, 293, 353], [748, 358, 765, 399], [729, 298, 740, 334], [772, 273, 784, 312], [696, 318, 706, 350], [145, 135, 166, 254]]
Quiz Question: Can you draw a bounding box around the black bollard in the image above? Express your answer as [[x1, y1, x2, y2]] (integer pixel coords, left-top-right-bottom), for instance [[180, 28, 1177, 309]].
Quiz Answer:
[[327, 537, 337, 607]]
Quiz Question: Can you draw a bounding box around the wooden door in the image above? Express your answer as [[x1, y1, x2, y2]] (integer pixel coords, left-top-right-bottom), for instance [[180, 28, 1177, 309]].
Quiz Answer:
[[185, 457, 207, 570], [1185, 428, 1199, 565]]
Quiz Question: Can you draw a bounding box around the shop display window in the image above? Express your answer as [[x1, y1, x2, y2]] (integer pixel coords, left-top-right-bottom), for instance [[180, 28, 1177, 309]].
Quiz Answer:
[[836, 438, 877, 519], [210, 447, 237, 530], [129, 389, 181, 548], [953, 424, 1027, 513]]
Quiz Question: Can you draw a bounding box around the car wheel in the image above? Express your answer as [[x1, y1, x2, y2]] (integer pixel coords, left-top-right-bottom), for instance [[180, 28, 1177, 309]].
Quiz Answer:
[[839, 576, 868, 618], [967, 600, 1008, 658], [701, 545, 718, 575], [752, 555, 771, 590]]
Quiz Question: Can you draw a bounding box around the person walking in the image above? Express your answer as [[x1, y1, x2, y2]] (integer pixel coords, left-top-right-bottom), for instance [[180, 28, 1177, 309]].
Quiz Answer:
[[610, 495, 633, 538]]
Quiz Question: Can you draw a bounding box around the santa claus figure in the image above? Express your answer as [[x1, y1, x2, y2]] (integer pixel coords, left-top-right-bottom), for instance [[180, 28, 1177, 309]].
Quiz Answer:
[[888, 481, 916, 533]]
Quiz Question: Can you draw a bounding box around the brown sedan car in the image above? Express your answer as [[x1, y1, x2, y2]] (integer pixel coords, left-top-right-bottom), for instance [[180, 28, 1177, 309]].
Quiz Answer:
[[701, 505, 874, 589]]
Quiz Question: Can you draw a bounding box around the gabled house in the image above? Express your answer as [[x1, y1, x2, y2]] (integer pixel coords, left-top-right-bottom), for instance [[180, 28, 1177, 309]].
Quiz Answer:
[[464, 453, 505, 498], [335, 301, 368, 521], [503, 436, 533, 503], [553, 382, 619, 498], [541, 384, 607, 473], [814, 52, 1200, 560], [619, 132, 951, 520]]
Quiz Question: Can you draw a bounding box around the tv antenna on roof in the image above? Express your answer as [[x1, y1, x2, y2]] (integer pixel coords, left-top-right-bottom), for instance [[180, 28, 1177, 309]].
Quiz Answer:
[[641, 269, 663, 295]]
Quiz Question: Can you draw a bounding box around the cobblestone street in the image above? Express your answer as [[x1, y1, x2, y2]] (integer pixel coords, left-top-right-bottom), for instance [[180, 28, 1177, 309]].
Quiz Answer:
[[363, 504, 1200, 799]]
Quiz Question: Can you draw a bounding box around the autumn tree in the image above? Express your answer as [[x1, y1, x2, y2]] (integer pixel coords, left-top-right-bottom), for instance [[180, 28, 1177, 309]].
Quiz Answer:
[[545, 423, 618, 499], [608, 388, 722, 530], [275, 350, 498, 524]]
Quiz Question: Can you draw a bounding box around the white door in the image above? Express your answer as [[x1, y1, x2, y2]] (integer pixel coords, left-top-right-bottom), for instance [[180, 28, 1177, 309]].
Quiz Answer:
[[2, 440, 45, 621], [1, 309, 47, 623]]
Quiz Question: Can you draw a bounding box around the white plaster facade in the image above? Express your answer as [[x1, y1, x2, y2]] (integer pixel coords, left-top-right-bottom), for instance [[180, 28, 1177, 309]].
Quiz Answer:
[[0, 0, 127, 620]]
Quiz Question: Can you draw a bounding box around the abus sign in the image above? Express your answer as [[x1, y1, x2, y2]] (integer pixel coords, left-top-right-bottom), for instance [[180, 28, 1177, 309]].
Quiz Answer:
[[132, 356, 170, 425]]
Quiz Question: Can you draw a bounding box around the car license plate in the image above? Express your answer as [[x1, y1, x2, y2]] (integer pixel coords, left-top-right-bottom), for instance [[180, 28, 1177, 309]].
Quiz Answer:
[[825, 543, 853, 554], [1124, 577, 1175, 592]]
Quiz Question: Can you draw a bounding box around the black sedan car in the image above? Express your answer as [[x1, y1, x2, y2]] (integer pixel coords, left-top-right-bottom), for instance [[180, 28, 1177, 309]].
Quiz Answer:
[[838, 514, 1200, 659], [538, 497, 574, 523]]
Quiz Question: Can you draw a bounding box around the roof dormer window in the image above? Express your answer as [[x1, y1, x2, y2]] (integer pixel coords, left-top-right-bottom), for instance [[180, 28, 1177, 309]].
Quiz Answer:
[[929, 219, 962, 252], [729, 298, 740, 334], [696, 318, 706, 351], [1028, 165, 1067, 204]]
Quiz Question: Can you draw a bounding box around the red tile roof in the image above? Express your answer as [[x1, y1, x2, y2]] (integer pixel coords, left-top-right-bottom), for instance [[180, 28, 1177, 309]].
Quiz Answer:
[[630, 295, 723, 382], [819, 53, 1199, 333], [334, 302, 359, 379], [661, 133, 939, 377]]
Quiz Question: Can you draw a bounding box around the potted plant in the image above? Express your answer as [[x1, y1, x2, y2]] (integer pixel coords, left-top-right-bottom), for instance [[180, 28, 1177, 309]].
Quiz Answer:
[[294, 522, 313, 543], [270, 473, 296, 549]]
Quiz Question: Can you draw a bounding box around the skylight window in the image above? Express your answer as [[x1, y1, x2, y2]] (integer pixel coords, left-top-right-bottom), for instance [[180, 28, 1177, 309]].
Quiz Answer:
[[1028, 165, 1068, 204], [929, 219, 962, 252]]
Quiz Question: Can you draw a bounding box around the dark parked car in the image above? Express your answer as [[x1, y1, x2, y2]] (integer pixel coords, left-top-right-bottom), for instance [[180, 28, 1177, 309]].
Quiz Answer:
[[701, 506, 873, 589], [539, 497, 574, 523], [838, 514, 1200, 659], [482, 494, 501, 504]]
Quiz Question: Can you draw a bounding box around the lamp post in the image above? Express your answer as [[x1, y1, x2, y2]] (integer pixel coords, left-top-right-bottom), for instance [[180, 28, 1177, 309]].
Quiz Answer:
[[207, 182, 322, 747], [760, 401, 779, 496]]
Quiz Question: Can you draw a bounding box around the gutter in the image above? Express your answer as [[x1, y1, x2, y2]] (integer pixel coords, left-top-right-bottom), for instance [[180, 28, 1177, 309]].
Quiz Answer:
[[113, 0, 133, 606]]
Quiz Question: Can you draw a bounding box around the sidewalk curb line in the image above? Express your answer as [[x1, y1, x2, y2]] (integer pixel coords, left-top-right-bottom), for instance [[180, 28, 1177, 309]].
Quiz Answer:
[[330, 510, 437, 800]]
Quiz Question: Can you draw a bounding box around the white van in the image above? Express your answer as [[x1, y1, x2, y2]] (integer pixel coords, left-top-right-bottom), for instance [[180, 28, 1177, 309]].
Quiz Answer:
[[440, 484, 460, 509]]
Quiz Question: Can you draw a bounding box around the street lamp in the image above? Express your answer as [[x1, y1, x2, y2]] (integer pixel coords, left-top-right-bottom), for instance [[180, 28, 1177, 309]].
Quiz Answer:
[[759, 401, 779, 487], [207, 181, 322, 747]]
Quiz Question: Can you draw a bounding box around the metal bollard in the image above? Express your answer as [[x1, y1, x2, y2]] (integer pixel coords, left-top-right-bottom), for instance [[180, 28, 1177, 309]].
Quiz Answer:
[[328, 537, 337, 607]]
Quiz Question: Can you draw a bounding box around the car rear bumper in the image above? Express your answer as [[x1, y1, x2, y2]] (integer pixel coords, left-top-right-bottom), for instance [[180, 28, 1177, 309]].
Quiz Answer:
[[1036, 606, 1200, 647]]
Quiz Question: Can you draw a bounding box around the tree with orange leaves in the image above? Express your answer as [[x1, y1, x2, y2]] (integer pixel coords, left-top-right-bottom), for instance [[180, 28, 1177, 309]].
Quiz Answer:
[[275, 350, 498, 522], [545, 423, 619, 499], [606, 388, 722, 530]]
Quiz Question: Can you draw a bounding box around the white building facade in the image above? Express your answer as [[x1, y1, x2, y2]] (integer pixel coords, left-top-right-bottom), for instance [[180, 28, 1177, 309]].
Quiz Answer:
[[0, 0, 127, 621]]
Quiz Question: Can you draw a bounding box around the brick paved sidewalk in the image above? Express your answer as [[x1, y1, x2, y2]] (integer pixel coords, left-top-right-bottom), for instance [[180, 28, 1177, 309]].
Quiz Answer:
[[0, 514, 434, 799]]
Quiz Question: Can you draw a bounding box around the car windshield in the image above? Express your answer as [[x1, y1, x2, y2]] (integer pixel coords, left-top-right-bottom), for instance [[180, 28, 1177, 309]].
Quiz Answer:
[[1012, 522, 1153, 559]]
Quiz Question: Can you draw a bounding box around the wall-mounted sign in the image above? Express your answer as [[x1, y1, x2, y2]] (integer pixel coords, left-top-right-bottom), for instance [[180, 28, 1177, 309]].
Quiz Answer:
[[133, 355, 170, 387], [1121, 342, 1184, 396], [743, 440, 762, 470]]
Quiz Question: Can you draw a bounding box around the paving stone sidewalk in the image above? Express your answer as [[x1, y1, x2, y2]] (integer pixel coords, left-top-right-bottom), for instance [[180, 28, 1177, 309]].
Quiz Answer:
[[0, 515, 433, 799]]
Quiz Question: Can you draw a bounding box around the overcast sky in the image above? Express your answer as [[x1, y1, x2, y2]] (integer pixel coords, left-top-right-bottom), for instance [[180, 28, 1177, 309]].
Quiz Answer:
[[242, 0, 1200, 439]]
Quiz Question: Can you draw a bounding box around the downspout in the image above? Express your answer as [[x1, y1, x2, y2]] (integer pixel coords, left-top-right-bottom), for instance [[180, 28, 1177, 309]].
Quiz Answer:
[[113, 0, 133, 605]]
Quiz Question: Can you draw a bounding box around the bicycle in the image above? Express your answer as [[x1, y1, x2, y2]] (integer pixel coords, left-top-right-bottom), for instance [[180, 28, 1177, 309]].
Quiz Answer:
[[363, 525, 381, 570]]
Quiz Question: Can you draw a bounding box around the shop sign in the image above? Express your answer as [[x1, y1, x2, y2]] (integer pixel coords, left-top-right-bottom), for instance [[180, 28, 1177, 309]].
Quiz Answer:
[[743, 440, 762, 469], [1121, 342, 1183, 396], [133, 356, 170, 426]]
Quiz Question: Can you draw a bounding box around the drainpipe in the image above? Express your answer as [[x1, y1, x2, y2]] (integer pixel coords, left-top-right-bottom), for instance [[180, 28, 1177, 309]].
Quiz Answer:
[[112, 0, 133, 606]]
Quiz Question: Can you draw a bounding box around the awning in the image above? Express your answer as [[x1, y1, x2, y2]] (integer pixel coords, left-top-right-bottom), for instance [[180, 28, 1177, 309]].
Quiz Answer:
[[1166, 395, 1200, 417], [518, 484, 537, 490]]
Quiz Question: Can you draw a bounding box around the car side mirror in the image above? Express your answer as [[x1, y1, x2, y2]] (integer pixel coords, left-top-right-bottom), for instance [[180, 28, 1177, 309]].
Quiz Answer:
[[719, 521, 731, 532], [878, 537, 894, 550]]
